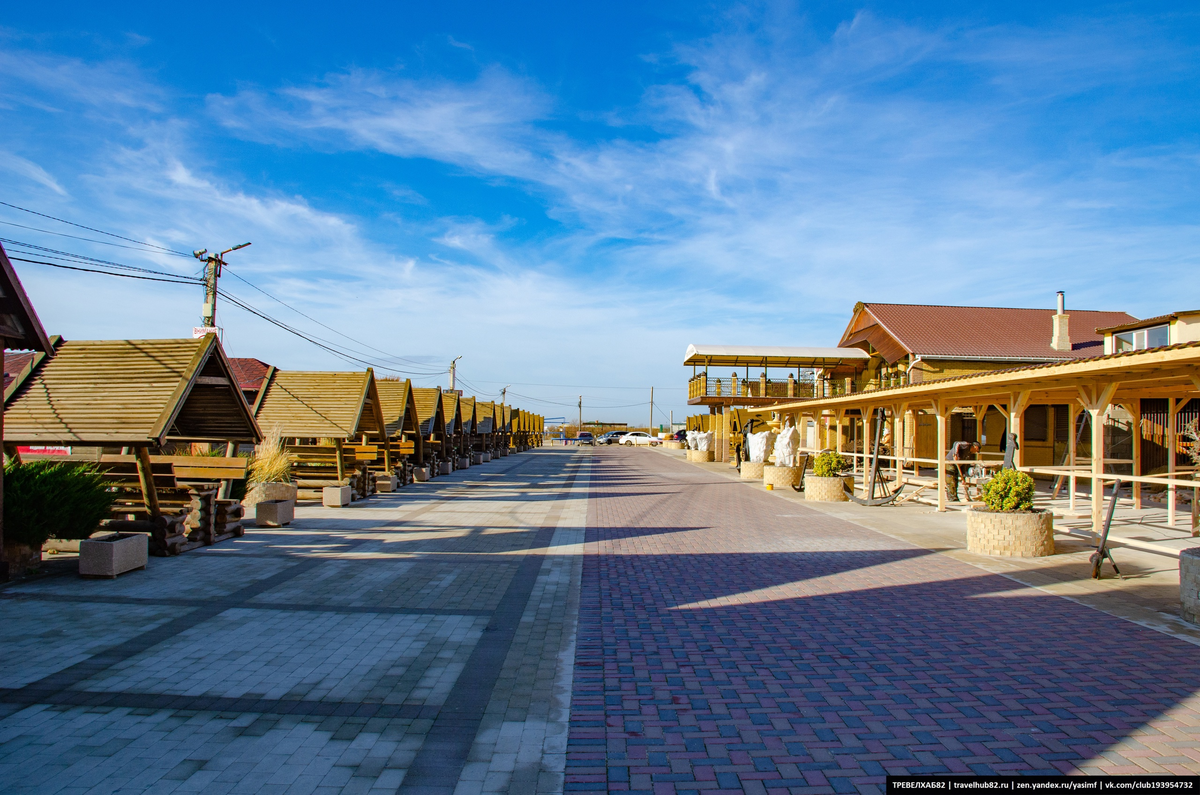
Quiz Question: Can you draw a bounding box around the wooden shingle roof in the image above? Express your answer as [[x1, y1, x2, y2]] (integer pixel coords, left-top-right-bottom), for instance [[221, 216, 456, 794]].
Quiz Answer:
[[0, 243, 53, 354], [376, 378, 420, 438], [459, 396, 476, 434], [4, 336, 260, 445], [412, 387, 446, 438], [441, 391, 461, 434], [254, 369, 386, 440], [475, 401, 496, 434]]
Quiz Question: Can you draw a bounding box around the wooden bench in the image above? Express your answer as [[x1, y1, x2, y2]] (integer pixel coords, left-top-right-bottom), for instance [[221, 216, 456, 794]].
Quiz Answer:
[[286, 445, 374, 501], [98, 455, 249, 555]]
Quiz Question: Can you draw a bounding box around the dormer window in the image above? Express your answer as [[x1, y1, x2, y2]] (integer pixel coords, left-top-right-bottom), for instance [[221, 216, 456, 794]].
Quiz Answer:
[[1114, 324, 1168, 352]]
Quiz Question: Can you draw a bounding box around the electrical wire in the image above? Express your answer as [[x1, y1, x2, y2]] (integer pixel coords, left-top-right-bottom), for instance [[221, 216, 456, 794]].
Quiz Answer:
[[0, 200, 191, 257], [1, 238, 193, 277], [9, 257, 202, 286]]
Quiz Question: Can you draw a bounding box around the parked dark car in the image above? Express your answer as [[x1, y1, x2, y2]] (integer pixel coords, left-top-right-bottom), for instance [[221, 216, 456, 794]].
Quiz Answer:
[[576, 431, 595, 446], [672, 429, 688, 442]]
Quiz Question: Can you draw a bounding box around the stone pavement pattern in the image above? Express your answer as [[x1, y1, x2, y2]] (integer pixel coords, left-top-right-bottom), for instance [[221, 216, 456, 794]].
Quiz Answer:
[[566, 448, 1200, 793], [0, 447, 588, 795]]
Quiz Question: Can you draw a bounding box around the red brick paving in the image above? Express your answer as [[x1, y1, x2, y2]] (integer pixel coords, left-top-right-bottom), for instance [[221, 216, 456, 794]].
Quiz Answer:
[[566, 448, 1200, 793]]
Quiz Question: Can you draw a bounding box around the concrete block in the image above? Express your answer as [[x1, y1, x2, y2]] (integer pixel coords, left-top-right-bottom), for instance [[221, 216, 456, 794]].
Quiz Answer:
[[322, 486, 352, 508], [374, 475, 399, 492], [255, 499, 295, 527], [79, 533, 147, 578], [440, 462, 455, 475], [413, 467, 430, 482], [458, 456, 471, 469]]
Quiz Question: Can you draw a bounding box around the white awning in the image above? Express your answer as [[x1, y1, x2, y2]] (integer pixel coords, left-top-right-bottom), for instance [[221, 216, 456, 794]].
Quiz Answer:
[[683, 344, 869, 368]]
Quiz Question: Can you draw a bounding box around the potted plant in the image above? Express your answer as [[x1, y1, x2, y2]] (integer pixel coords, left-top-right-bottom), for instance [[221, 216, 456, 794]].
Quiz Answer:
[[4, 460, 118, 576], [805, 451, 851, 502], [242, 427, 298, 525], [966, 469, 1053, 557]]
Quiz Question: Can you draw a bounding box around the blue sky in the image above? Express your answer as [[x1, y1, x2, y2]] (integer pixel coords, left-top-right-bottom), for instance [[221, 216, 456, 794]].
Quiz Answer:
[[1, 2, 1198, 424]]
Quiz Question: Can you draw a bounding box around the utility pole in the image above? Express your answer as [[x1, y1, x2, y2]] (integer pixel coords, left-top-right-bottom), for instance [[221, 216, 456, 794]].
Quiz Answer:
[[578, 396, 582, 432], [501, 385, 509, 405], [448, 356, 462, 392], [192, 242, 251, 334], [649, 387, 654, 436]]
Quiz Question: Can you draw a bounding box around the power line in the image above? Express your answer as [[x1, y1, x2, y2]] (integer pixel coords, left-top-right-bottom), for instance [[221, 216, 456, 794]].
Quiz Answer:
[[0, 219, 192, 256], [9, 257, 202, 286], [0, 200, 191, 257], [1, 238, 193, 277]]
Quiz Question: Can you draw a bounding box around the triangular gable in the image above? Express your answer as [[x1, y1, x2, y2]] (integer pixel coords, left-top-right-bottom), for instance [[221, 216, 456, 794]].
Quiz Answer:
[[377, 378, 421, 438], [255, 369, 385, 440], [459, 396, 476, 434], [475, 401, 496, 434], [5, 336, 260, 445], [0, 242, 53, 354], [441, 391, 461, 434], [412, 387, 447, 440]]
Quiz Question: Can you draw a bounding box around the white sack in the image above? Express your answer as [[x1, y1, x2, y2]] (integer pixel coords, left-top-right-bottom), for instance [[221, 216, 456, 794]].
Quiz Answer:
[[747, 431, 777, 463], [686, 430, 698, 450], [773, 426, 801, 467], [696, 432, 713, 452]]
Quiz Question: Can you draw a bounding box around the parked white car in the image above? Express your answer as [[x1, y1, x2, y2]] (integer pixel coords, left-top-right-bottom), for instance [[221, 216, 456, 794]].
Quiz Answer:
[[619, 432, 660, 447]]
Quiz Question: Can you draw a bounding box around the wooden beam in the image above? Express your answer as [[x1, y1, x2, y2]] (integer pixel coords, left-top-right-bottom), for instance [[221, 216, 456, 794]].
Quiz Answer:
[[935, 401, 948, 512], [135, 445, 161, 519], [1168, 397, 1179, 527]]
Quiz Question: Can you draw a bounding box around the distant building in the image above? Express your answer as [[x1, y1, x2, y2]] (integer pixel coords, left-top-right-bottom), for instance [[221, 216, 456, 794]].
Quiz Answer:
[[228, 357, 273, 406]]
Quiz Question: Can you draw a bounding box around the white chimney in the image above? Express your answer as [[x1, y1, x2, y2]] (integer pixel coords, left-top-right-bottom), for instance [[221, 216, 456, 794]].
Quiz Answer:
[[1051, 291, 1071, 352]]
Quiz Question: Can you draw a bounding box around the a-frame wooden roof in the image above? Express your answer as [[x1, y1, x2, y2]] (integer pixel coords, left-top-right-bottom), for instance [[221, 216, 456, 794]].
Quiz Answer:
[[441, 391, 461, 435], [475, 401, 496, 434], [501, 404, 512, 432], [376, 378, 421, 438], [459, 396, 476, 434], [254, 368, 386, 440], [4, 335, 261, 445], [0, 243, 53, 354], [412, 387, 446, 439]]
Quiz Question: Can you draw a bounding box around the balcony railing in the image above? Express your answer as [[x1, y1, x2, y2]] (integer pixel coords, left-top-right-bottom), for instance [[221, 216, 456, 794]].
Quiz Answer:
[[688, 373, 869, 401]]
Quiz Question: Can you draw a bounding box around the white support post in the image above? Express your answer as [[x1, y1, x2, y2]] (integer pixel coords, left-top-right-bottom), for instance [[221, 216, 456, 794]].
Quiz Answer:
[[861, 406, 872, 498], [1068, 403, 1080, 513], [1132, 398, 1142, 510], [1079, 382, 1119, 535], [1009, 391, 1032, 470]]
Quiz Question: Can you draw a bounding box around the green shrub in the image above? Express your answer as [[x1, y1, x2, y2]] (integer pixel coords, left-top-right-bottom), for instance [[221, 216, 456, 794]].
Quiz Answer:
[[813, 451, 847, 478], [4, 460, 115, 548], [981, 468, 1036, 512]]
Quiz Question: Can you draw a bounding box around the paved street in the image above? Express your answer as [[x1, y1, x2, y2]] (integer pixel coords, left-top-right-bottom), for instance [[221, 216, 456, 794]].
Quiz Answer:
[[2, 445, 1200, 795]]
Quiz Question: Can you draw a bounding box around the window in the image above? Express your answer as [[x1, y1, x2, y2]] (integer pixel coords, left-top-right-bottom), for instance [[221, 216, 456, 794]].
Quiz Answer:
[[1115, 324, 1169, 352], [1024, 405, 1048, 442]]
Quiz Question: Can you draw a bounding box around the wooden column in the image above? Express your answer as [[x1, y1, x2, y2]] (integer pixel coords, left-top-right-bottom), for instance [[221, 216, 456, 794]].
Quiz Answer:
[[335, 438, 346, 481], [1009, 391, 1032, 469], [135, 445, 162, 519], [1132, 399, 1142, 510], [935, 402, 948, 512], [835, 410, 844, 456], [1080, 382, 1119, 534], [861, 407, 872, 498], [1168, 397, 1179, 527], [1068, 403, 1080, 513]]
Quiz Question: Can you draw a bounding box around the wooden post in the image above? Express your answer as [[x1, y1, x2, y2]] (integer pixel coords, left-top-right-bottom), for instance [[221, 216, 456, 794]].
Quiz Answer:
[[135, 445, 161, 519], [1080, 382, 1119, 534], [1168, 397, 1179, 527], [861, 407, 872, 498], [935, 402, 948, 512], [1069, 403, 1079, 513], [383, 437, 392, 471], [335, 438, 346, 481], [1132, 398, 1142, 510], [219, 440, 236, 500], [1009, 391, 1031, 469], [835, 410, 844, 456]]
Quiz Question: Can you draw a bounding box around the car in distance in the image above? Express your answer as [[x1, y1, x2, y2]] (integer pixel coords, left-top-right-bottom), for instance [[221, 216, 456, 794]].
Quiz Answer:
[[575, 431, 595, 446], [596, 431, 627, 445], [619, 431, 660, 447]]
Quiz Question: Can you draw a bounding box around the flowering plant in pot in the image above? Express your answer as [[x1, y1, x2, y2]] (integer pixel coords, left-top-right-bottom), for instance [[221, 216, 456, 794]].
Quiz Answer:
[[968, 468, 1052, 557], [243, 427, 297, 510], [805, 451, 851, 502]]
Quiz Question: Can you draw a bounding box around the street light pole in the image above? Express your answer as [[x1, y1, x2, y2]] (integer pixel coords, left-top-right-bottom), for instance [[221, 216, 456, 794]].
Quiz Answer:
[[193, 242, 250, 331]]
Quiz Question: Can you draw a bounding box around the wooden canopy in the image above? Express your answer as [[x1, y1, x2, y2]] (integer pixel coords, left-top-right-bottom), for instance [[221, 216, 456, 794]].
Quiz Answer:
[[684, 344, 868, 369], [459, 396, 477, 435], [441, 391, 461, 435], [376, 378, 421, 439], [475, 401, 496, 434], [254, 368, 386, 441], [4, 335, 261, 446], [413, 387, 447, 440]]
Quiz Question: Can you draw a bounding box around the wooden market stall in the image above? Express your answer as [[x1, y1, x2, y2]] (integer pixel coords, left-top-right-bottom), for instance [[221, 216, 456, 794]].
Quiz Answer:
[[253, 368, 387, 501], [412, 386, 447, 473], [459, 396, 477, 463], [474, 400, 497, 460], [764, 342, 1200, 532], [441, 391, 464, 466], [375, 377, 422, 485], [4, 335, 262, 555]]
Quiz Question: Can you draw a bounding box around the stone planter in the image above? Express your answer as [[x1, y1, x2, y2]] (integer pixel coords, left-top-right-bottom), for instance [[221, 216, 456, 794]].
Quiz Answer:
[[966, 508, 1054, 557], [440, 462, 454, 475], [323, 485, 352, 508], [375, 474, 399, 493], [740, 462, 765, 480], [242, 482, 298, 510], [458, 456, 471, 469], [687, 450, 714, 462], [413, 466, 430, 482], [500, 448, 509, 457], [1182, 548, 1200, 625], [805, 475, 849, 502], [79, 533, 147, 578], [764, 465, 801, 490], [664, 440, 685, 450], [255, 499, 294, 527]]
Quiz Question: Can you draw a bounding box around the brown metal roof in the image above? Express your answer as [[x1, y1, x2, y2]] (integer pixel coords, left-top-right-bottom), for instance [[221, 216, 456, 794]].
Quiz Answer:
[[841, 303, 1136, 363], [228, 357, 272, 392], [254, 369, 386, 440], [4, 336, 261, 445]]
